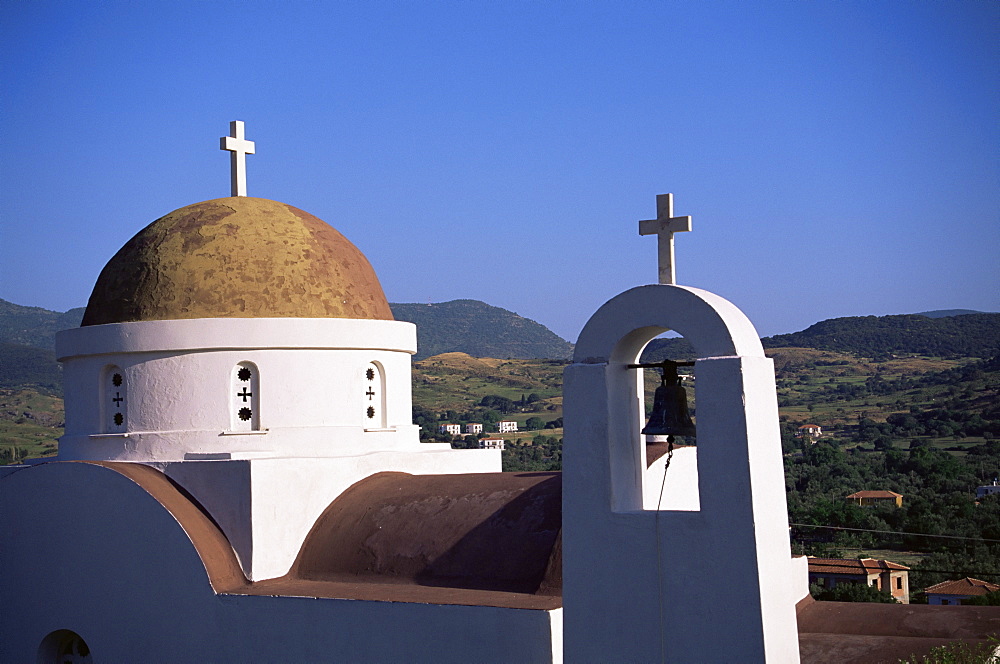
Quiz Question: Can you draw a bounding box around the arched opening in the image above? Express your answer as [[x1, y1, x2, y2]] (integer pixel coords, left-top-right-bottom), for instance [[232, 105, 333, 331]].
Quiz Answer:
[[231, 361, 260, 431], [571, 285, 766, 513], [364, 361, 387, 429], [37, 629, 92, 664], [104, 364, 127, 433], [631, 340, 701, 512]]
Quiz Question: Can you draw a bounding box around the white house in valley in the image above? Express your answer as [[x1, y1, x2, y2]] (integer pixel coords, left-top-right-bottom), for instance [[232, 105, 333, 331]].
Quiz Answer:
[[479, 437, 506, 450], [797, 424, 822, 438], [497, 420, 518, 433]]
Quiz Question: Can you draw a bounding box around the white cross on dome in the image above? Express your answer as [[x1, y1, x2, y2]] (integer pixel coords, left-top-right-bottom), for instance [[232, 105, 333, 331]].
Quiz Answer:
[[220, 120, 255, 197]]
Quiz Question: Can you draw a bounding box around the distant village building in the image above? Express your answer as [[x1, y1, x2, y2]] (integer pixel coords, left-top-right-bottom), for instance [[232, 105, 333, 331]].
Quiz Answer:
[[846, 490, 903, 507], [976, 480, 1000, 500], [464, 423, 483, 435], [438, 423, 462, 436], [497, 420, 518, 433], [796, 424, 822, 438], [808, 557, 910, 603], [478, 438, 505, 451], [924, 577, 1000, 605]]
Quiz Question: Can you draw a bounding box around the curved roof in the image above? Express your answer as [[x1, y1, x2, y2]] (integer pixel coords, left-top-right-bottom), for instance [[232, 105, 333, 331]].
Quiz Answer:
[[82, 197, 392, 325], [290, 471, 562, 597]]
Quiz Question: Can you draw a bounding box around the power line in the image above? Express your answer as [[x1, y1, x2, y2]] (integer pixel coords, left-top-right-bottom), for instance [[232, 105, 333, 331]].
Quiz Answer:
[[808, 566, 1000, 579], [789, 522, 1000, 544]]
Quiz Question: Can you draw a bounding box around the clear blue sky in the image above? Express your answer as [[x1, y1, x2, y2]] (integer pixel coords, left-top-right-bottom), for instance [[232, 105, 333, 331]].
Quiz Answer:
[[2, 1, 997, 341]]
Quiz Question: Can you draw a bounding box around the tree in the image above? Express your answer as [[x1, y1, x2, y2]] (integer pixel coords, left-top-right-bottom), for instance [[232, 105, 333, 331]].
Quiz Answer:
[[812, 582, 897, 603], [480, 395, 516, 414], [962, 591, 1000, 606], [873, 435, 893, 452], [525, 417, 545, 431]]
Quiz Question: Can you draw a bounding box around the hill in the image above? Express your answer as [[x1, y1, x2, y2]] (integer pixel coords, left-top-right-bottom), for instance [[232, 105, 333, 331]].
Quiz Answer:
[[915, 309, 988, 318], [0, 297, 573, 362], [0, 343, 61, 391], [0, 299, 84, 350], [390, 300, 573, 361], [639, 312, 1000, 363], [762, 313, 1000, 358], [639, 337, 697, 363]]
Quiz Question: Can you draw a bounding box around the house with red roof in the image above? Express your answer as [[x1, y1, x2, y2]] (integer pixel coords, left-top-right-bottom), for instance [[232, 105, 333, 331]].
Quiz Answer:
[[478, 437, 506, 450], [924, 577, 1000, 606], [846, 490, 903, 507], [796, 424, 822, 439], [808, 557, 910, 603]]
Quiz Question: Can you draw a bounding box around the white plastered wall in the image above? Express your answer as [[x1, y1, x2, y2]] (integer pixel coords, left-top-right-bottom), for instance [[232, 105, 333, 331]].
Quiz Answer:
[[563, 285, 801, 663], [156, 450, 500, 581], [0, 462, 557, 663], [56, 318, 428, 461], [55, 316, 501, 580]]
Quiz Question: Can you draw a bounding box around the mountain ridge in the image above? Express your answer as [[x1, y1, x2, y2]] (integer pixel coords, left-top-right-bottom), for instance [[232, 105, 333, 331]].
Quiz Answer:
[[0, 298, 574, 361], [1, 298, 996, 364]]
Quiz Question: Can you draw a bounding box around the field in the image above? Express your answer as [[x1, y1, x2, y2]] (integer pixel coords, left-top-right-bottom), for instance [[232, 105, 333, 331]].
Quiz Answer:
[[0, 389, 62, 461]]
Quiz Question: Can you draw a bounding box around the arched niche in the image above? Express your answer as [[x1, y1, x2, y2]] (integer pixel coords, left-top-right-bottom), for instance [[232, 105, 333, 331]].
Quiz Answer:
[[37, 629, 92, 664], [231, 361, 261, 431], [103, 365, 127, 434], [364, 361, 387, 429]]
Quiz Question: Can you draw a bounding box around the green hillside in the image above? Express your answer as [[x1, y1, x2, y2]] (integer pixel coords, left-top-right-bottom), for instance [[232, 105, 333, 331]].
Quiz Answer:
[[390, 300, 573, 361], [0, 299, 84, 350], [0, 343, 61, 391], [0, 297, 574, 361], [639, 337, 697, 362], [763, 313, 1000, 358], [639, 312, 1000, 364], [915, 309, 987, 318]]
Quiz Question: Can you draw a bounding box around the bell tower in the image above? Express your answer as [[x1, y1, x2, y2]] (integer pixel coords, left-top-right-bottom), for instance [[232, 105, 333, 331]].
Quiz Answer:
[[561, 195, 802, 662]]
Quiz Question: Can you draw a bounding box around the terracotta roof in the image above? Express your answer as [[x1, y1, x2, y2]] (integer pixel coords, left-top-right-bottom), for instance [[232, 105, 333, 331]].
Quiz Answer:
[[799, 424, 821, 429], [292, 471, 562, 596], [808, 557, 909, 576], [797, 597, 1000, 662], [90, 461, 248, 593], [924, 577, 1000, 597], [846, 490, 902, 499], [94, 462, 562, 610]]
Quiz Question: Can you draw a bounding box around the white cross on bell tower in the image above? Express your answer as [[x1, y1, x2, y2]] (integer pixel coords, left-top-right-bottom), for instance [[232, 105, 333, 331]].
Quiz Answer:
[[220, 120, 255, 197], [639, 193, 692, 285]]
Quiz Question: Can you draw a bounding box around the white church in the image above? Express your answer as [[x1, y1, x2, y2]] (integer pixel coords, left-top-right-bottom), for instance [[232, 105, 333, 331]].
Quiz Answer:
[[2, 123, 993, 663]]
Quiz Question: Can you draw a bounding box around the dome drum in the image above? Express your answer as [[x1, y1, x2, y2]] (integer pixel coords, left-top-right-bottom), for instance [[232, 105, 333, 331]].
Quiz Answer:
[[56, 317, 420, 462]]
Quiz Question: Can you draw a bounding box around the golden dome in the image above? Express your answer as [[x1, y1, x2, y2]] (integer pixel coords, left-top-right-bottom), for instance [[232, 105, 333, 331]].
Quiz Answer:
[[81, 197, 393, 326]]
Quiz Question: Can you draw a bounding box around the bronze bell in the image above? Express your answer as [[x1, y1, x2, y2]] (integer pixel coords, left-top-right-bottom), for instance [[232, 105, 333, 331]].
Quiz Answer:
[[641, 362, 696, 439]]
